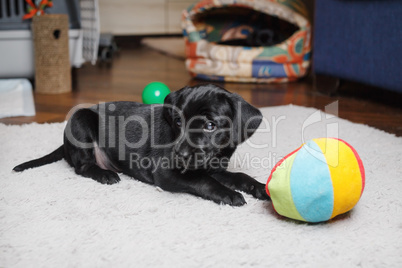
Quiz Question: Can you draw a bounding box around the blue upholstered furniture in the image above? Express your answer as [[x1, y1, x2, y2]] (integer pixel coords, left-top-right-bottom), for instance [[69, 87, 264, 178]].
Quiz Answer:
[[313, 0, 402, 93]]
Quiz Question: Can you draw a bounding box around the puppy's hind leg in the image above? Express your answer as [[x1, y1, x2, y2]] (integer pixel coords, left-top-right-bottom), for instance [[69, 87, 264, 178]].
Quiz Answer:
[[64, 108, 120, 185]]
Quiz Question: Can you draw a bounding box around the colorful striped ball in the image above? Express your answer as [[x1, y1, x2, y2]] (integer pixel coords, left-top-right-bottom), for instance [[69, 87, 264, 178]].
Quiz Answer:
[[266, 138, 365, 223]]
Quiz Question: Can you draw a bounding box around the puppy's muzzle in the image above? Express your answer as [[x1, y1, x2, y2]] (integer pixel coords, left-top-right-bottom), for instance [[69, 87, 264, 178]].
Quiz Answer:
[[174, 145, 192, 161], [173, 142, 210, 170], [173, 143, 194, 167]]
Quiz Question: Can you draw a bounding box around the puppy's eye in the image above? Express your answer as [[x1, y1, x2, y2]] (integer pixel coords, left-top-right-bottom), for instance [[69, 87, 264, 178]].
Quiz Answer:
[[204, 121, 216, 132], [175, 118, 182, 127]]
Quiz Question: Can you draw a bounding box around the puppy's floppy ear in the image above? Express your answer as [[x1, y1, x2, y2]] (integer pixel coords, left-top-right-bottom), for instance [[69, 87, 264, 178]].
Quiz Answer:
[[163, 91, 175, 125], [231, 94, 262, 145]]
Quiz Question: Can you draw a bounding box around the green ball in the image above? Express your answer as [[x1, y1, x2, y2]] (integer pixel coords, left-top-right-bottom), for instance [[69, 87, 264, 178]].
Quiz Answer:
[[142, 82, 171, 104]]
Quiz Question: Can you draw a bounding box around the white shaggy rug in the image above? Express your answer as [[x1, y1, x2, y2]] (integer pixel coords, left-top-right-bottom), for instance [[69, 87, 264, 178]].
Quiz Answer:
[[1, 105, 401, 267]]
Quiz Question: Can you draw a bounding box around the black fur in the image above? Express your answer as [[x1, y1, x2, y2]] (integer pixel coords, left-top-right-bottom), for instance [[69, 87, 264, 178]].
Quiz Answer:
[[14, 84, 269, 206]]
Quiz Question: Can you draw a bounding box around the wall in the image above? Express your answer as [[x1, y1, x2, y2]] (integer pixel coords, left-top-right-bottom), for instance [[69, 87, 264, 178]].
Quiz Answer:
[[98, 0, 315, 35]]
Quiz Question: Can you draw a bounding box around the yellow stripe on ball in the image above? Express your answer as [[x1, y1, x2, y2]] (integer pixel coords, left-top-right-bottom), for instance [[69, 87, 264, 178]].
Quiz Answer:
[[313, 138, 363, 219]]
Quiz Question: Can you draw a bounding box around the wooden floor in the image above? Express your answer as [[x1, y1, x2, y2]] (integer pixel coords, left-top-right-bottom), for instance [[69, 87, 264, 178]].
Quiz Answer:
[[1, 45, 401, 136]]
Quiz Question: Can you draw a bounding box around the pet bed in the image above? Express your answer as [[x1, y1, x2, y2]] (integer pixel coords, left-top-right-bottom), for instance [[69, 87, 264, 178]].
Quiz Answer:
[[182, 0, 311, 83]]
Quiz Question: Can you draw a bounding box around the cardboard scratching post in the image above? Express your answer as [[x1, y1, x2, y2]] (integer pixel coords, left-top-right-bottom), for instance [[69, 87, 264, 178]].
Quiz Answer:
[[33, 14, 71, 94]]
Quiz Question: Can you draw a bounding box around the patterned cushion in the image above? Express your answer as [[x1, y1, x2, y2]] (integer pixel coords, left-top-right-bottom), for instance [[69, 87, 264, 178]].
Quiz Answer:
[[182, 0, 312, 83]]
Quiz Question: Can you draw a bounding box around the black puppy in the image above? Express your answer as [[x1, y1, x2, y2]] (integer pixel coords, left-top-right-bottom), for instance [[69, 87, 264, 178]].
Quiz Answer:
[[14, 84, 269, 206]]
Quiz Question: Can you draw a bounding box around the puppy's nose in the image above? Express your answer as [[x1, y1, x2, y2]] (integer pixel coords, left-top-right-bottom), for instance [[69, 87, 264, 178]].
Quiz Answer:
[[175, 147, 192, 159]]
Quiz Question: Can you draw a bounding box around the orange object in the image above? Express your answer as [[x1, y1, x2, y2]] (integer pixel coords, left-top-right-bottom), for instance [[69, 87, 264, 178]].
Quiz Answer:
[[23, 0, 53, 20]]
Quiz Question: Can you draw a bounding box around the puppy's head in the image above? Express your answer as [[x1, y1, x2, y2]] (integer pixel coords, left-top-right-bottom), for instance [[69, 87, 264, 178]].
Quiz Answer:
[[163, 84, 262, 170]]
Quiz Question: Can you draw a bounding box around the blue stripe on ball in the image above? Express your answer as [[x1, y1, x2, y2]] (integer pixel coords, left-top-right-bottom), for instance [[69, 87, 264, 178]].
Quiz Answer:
[[290, 140, 334, 222]]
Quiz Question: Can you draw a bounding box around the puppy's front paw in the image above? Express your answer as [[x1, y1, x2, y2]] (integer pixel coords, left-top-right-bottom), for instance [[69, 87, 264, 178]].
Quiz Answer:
[[216, 189, 246, 206], [249, 183, 270, 201]]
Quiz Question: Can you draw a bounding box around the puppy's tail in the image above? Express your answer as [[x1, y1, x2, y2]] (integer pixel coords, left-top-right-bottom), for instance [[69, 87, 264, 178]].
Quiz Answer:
[[13, 145, 65, 172]]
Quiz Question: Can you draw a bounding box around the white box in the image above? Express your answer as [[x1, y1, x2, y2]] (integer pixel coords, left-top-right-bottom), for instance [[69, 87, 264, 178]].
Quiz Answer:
[[0, 29, 84, 78]]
